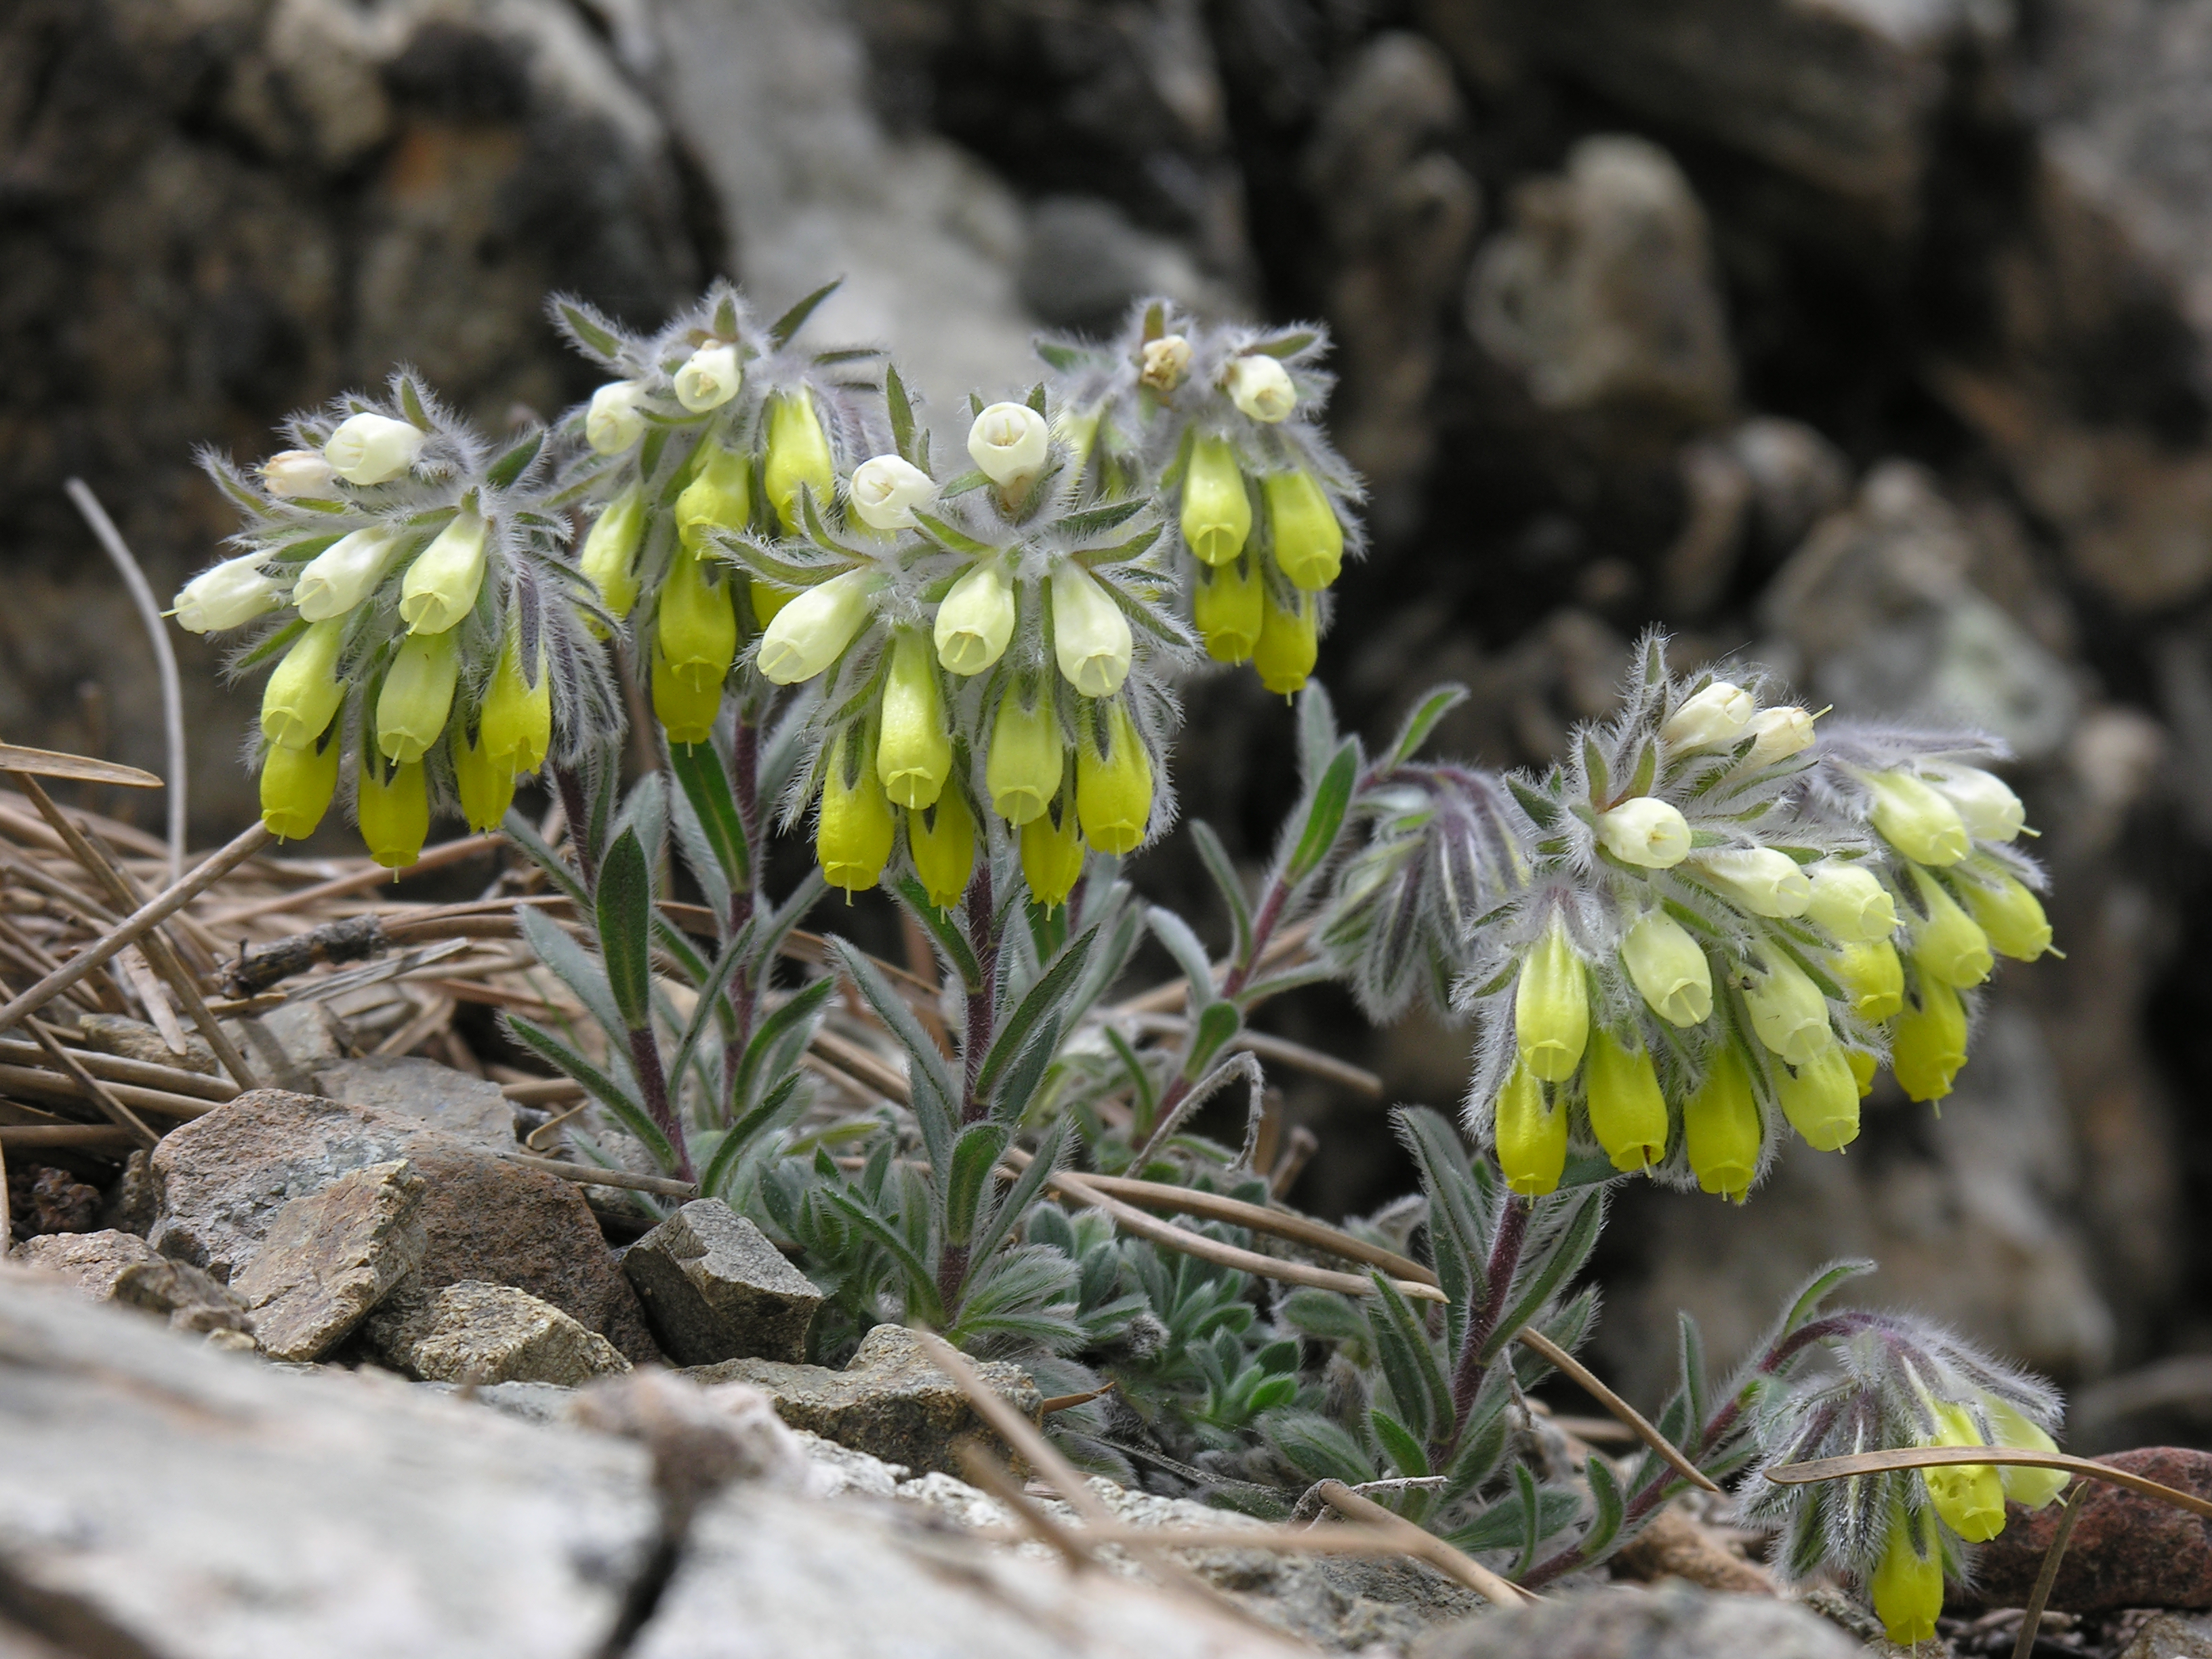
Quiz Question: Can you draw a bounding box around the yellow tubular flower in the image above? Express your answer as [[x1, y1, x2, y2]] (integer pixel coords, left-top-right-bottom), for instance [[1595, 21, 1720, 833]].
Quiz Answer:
[[1254, 584, 1317, 697], [1694, 848, 1812, 918], [357, 757, 428, 869], [651, 643, 723, 745], [1180, 436, 1250, 567], [657, 544, 739, 696], [1893, 975, 1969, 1103], [1193, 555, 1263, 663], [1076, 701, 1153, 855], [259, 737, 340, 841], [1831, 938, 1905, 1021], [1744, 951, 1832, 1066], [1847, 1048, 1877, 1096], [1805, 861, 1898, 943], [1585, 1029, 1669, 1172], [876, 631, 951, 809], [398, 506, 489, 634], [480, 636, 551, 772], [1683, 1048, 1761, 1200], [375, 630, 460, 765], [1620, 911, 1713, 1027], [1741, 705, 1816, 769], [764, 389, 836, 533], [817, 750, 895, 895], [1494, 1061, 1566, 1197], [1594, 797, 1690, 869], [934, 559, 1015, 676], [451, 725, 517, 834], [1870, 1514, 1944, 1647], [1924, 1401, 2007, 1542], [1660, 681, 1753, 750], [751, 580, 795, 626], [1049, 562, 1133, 697], [1962, 868, 2053, 961], [294, 527, 405, 622], [1908, 867, 1993, 989], [987, 693, 1063, 825], [1263, 470, 1345, 592], [1021, 804, 1086, 910], [756, 569, 875, 684], [1866, 770, 1971, 866], [1515, 916, 1589, 1082], [908, 790, 977, 911], [675, 441, 752, 550], [1984, 1398, 2070, 1509], [1777, 1046, 1860, 1151], [579, 485, 647, 628], [261, 619, 347, 751], [1933, 765, 2026, 841]]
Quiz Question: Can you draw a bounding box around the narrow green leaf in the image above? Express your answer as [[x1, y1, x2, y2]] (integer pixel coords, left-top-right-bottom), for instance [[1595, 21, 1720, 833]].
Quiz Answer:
[[977, 926, 1097, 1103], [964, 1118, 1066, 1274], [893, 876, 983, 991], [668, 738, 752, 891], [827, 939, 958, 1168], [699, 1072, 802, 1199], [1145, 907, 1216, 1003], [595, 829, 656, 1031], [768, 280, 842, 348], [1780, 1258, 1877, 1338], [1513, 1462, 1545, 1579], [1582, 1452, 1626, 1559], [1189, 821, 1253, 966], [943, 1123, 1010, 1246], [1370, 1271, 1452, 1444], [1369, 1408, 1431, 1479], [506, 1015, 673, 1168], [1507, 777, 1561, 830], [734, 975, 836, 1114], [1185, 1000, 1242, 1074], [666, 939, 749, 1094], [1263, 1410, 1375, 1488], [823, 1187, 943, 1323], [1387, 684, 1469, 765], [1479, 1191, 1605, 1364], [516, 906, 625, 1050], [885, 363, 917, 463], [558, 302, 622, 360], [486, 431, 544, 490], [911, 510, 999, 558], [1285, 740, 1359, 884]]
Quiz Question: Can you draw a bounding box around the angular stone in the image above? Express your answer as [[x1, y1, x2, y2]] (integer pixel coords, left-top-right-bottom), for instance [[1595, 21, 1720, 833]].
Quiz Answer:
[[12, 1228, 253, 1344], [623, 1200, 821, 1365], [1413, 1582, 1863, 1659], [367, 1281, 631, 1386], [14, 1229, 163, 1298], [100, 1148, 157, 1236], [312, 1055, 514, 1151], [228, 1160, 427, 1361], [1967, 1446, 2212, 1613], [224, 1000, 354, 1094], [685, 1324, 1039, 1477], [77, 1012, 217, 1076]]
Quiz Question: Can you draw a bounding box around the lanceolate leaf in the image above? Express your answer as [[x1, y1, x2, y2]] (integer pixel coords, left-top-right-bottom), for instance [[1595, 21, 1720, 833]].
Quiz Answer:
[[1479, 1191, 1605, 1365], [976, 926, 1097, 1103], [964, 1119, 1067, 1277], [1189, 821, 1253, 964], [699, 1072, 803, 1200], [506, 1015, 673, 1169], [1146, 907, 1216, 1004], [732, 975, 836, 1114], [894, 877, 984, 992], [669, 738, 752, 891], [1387, 684, 1469, 766], [595, 829, 656, 1032], [1285, 740, 1359, 884], [768, 279, 841, 348], [829, 939, 958, 1169], [943, 1123, 1010, 1246], [666, 939, 750, 1092], [517, 905, 625, 1048]]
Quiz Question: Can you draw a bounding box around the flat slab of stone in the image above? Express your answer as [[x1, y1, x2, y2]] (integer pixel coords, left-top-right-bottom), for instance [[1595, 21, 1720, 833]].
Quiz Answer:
[[13, 1229, 252, 1343], [1416, 1582, 1861, 1659], [313, 1055, 515, 1150], [369, 1280, 632, 1385], [685, 1323, 1039, 1476], [623, 1199, 821, 1364], [13, 1229, 162, 1298], [229, 1160, 427, 1361], [223, 1000, 352, 1094]]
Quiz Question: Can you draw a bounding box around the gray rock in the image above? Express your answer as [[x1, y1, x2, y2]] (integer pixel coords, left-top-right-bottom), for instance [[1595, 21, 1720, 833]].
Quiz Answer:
[[623, 1199, 821, 1364], [226, 1000, 354, 1094], [2119, 1612, 2212, 1658], [1412, 1582, 1864, 1659], [13, 1228, 254, 1345], [686, 1322, 1040, 1477], [312, 1055, 514, 1150], [228, 1160, 428, 1361], [417, 1379, 583, 1427], [12, 1228, 161, 1299], [100, 1147, 158, 1236], [1017, 195, 1223, 336], [369, 1280, 631, 1385], [77, 1012, 217, 1076]]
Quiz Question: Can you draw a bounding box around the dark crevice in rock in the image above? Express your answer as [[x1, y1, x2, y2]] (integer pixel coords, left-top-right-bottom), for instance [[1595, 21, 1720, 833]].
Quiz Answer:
[[0, 1562, 166, 1659]]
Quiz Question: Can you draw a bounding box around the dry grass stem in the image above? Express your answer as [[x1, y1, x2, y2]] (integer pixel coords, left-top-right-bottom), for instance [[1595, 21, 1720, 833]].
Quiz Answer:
[[1312, 1479, 1532, 1607], [1513, 1327, 1721, 1494], [1764, 1447, 2206, 1518]]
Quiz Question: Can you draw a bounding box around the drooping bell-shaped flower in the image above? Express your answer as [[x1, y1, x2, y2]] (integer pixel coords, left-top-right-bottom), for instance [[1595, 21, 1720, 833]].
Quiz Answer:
[[1193, 556, 1263, 664], [756, 569, 876, 684], [1984, 1397, 2069, 1509], [357, 756, 429, 869], [375, 630, 460, 765], [1223, 354, 1296, 423], [1620, 910, 1712, 1026], [1777, 1046, 1860, 1151], [876, 632, 951, 810], [1021, 802, 1086, 910], [849, 454, 936, 533], [1515, 915, 1589, 1082], [1830, 937, 1904, 1021], [1683, 1046, 1761, 1201], [1263, 470, 1343, 591], [967, 401, 1049, 487], [1049, 562, 1132, 697], [987, 694, 1063, 827], [172, 555, 286, 634], [656, 544, 738, 693], [1744, 951, 1833, 1065], [294, 526, 405, 621], [579, 485, 648, 627], [398, 506, 489, 635], [1892, 975, 1968, 1103], [1595, 797, 1690, 869], [451, 724, 518, 834], [1494, 1061, 1565, 1197], [764, 389, 836, 533], [1932, 765, 2026, 841], [1961, 867, 2053, 961], [1870, 1512, 1943, 1647], [261, 619, 347, 750], [1661, 681, 1754, 750], [1585, 1029, 1669, 1172], [1179, 436, 1250, 567], [323, 412, 425, 485], [934, 559, 1015, 676], [651, 642, 723, 745], [262, 449, 337, 499], [817, 747, 895, 895], [1923, 1401, 2007, 1543], [1864, 770, 1970, 866], [1694, 847, 1812, 918], [258, 735, 340, 841], [676, 441, 752, 550], [909, 790, 977, 912], [673, 341, 742, 413], [586, 381, 649, 455], [1076, 700, 1153, 855], [1253, 583, 1317, 697], [480, 634, 550, 772], [1908, 866, 1993, 989], [1740, 705, 1816, 769], [1805, 861, 1897, 943]]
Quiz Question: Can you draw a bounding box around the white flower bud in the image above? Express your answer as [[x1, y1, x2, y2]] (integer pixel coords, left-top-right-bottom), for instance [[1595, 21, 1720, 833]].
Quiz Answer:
[[756, 569, 877, 685], [1661, 681, 1755, 750], [1931, 765, 2026, 842], [322, 413, 426, 486], [170, 556, 286, 634], [1595, 796, 1691, 869], [586, 381, 649, 455], [398, 506, 490, 635], [934, 560, 1015, 676], [673, 342, 742, 413], [261, 449, 337, 499], [1223, 354, 1296, 423], [1805, 861, 1898, 943], [1745, 953, 1834, 1066], [293, 526, 406, 621], [1140, 333, 1192, 393], [1694, 847, 1813, 918], [1742, 705, 1816, 769], [1620, 911, 1713, 1027], [849, 455, 937, 532], [1049, 562, 1133, 697], [967, 402, 1049, 486]]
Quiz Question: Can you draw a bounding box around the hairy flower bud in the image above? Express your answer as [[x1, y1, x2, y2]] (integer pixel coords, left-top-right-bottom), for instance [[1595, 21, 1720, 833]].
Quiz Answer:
[[764, 390, 836, 533], [676, 441, 752, 550], [399, 506, 489, 634], [1746, 951, 1833, 1065], [1254, 584, 1317, 697], [1864, 770, 1970, 866], [261, 619, 347, 750], [657, 544, 737, 693], [1962, 868, 2053, 961], [909, 790, 977, 912], [751, 581, 795, 626], [1621, 911, 1713, 1026], [934, 559, 1015, 676], [1908, 867, 1992, 989], [1892, 975, 1968, 1103], [1741, 705, 1816, 769], [1180, 436, 1250, 567], [877, 631, 951, 810], [1224, 354, 1296, 423], [967, 401, 1049, 487], [1193, 556, 1263, 664], [323, 412, 425, 485], [817, 749, 895, 895], [1683, 1046, 1760, 1201], [1805, 861, 1897, 943], [1830, 938, 1904, 1021], [375, 629, 459, 764], [261, 449, 337, 499], [1494, 1061, 1565, 1197], [1076, 700, 1153, 855], [1021, 804, 1086, 910], [1586, 1029, 1669, 1172], [579, 485, 647, 628], [1932, 765, 2026, 841], [480, 636, 550, 772], [1870, 1515, 1943, 1647], [1694, 847, 1811, 918], [258, 735, 340, 841], [1140, 333, 1191, 393], [1661, 681, 1754, 750], [1777, 1046, 1860, 1151], [673, 341, 742, 413], [1923, 1401, 2007, 1543], [1050, 562, 1132, 697], [756, 569, 875, 684], [451, 725, 517, 834], [357, 757, 429, 869], [586, 382, 649, 455], [1984, 1398, 2068, 1509], [987, 693, 1062, 825], [294, 527, 405, 621], [1263, 470, 1344, 592], [651, 642, 723, 745], [1515, 916, 1589, 1082], [1595, 796, 1691, 869], [850, 454, 935, 533], [172, 555, 285, 634]]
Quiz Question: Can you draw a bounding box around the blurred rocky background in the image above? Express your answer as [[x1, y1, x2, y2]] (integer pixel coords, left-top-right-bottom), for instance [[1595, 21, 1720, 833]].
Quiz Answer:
[[6, 0, 2212, 1446]]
